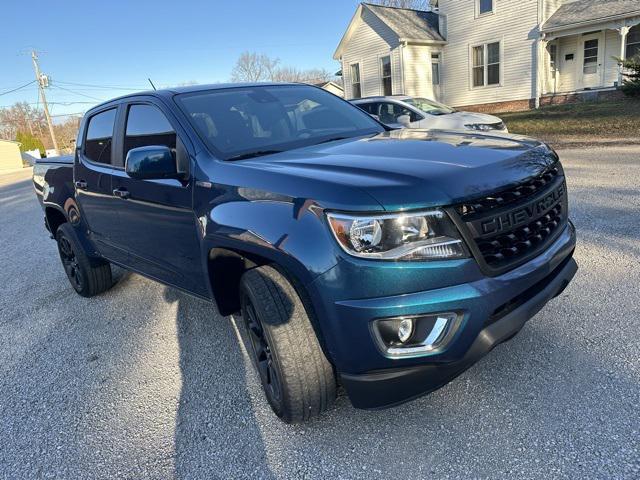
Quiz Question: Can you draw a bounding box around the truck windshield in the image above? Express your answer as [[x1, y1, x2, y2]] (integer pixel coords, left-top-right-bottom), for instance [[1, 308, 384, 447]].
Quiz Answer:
[[176, 85, 384, 160]]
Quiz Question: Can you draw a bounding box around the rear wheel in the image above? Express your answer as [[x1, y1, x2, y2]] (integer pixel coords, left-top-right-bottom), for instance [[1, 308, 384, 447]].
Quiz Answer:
[[56, 223, 112, 297], [240, 265, 336, 423]]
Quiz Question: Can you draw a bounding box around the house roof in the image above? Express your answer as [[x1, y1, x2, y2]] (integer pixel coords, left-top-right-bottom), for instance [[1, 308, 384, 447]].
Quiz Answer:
[[363, 3, 442, 42], [334, 3, 443, 59], [542, 0, 640, 32], [313, 81, 344, 91]]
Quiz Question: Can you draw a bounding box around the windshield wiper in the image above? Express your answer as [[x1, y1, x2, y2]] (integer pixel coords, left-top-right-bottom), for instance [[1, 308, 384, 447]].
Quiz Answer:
[[227, 149, 283, 161], [314, 136, 351, 145]]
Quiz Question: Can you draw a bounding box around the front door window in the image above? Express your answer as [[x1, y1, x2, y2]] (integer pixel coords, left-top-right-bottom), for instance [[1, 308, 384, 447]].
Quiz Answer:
[[583, 39, 599, 75]]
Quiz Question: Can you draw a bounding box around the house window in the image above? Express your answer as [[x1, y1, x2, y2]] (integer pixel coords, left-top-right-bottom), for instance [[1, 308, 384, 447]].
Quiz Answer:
[[472, 42, 500, 87], [627, 25, 640, 59], [380, 56, 392, 96], [478, 0, 493, 15], [583, 39, 599, 74], [351, 63, 361, 99], [431, 53, 441, 85], [549, 43, 557, 78]]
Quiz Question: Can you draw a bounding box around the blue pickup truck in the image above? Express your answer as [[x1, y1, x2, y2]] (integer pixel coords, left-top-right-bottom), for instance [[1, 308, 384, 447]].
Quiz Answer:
[[33, 83, 577, 423]]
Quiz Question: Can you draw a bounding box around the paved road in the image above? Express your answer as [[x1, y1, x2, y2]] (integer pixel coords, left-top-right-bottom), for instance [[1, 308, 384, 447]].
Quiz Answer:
[[1, 148, 639, 479]]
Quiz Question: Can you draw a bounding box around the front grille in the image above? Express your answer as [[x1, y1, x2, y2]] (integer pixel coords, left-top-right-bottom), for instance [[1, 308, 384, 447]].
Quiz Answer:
[[456, 165, 560, 217], [476, 203, 563, 266], [453, 164, 568, 273]]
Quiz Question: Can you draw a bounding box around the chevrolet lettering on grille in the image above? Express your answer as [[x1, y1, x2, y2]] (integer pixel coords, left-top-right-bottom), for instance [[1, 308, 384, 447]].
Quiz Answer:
[[472, 182, 565, 237]]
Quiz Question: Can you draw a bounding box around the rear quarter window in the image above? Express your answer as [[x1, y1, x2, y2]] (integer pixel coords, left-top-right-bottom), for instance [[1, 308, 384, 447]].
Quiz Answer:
[[84, 108, 117, 164]]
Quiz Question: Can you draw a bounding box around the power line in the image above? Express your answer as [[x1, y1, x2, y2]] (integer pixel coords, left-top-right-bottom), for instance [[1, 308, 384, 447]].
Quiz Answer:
[[0, 101, 98, 108], [0, 80, 37, 96], [51, 112, 86, 118], [50, 84, 105, 101], [55, 80, 146, 91]]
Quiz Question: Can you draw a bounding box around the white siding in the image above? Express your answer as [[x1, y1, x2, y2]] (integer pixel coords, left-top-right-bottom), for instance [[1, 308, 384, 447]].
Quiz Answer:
[[341, 9, 403, 99], [604, 29, 622, 87], [402, 44, 441, 99], [544, 0, 565, 21], [0, 141, 23, 171], [438, 0, 539, 107]]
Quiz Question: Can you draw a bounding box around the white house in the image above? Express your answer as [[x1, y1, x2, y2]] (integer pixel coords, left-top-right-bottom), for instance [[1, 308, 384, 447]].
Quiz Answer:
[[334, 1, 640, 112], [314, 80, 345, 97]]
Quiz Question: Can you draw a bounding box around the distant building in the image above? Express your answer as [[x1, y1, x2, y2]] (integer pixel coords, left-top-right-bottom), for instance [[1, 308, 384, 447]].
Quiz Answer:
[[314, 81, 345, 97], [335, 1, 640, 112], [0, 140, 24, 171]]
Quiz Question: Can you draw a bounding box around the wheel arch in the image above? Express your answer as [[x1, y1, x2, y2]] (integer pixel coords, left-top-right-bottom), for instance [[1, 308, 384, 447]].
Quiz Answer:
[[45, 206, 68, 235], [207, 246, 333, 362]]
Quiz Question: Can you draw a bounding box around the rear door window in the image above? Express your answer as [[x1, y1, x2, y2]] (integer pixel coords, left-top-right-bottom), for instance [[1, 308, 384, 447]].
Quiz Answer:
[[84, 108, 117, 164]]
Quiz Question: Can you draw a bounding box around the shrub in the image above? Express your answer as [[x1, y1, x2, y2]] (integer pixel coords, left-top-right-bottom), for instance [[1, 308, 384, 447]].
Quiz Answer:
[[15, 131, 44, 156], [618, 56, 640, 97]]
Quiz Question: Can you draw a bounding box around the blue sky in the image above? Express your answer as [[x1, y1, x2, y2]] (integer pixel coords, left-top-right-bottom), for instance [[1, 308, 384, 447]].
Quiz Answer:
[[0, 0, 358, 118]]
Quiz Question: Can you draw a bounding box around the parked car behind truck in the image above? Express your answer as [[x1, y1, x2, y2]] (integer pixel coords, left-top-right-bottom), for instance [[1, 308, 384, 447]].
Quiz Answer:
[[33, 83, 577, 423], [352, 95, 508, 132]]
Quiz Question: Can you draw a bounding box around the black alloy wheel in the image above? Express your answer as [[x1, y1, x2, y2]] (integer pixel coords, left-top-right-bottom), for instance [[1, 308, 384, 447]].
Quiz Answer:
[[243, 297, 283, 410], [57, 233, 84, 292]]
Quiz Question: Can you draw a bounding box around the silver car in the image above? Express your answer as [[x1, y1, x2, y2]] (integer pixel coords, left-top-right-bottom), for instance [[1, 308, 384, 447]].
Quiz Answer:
[[351, 95, 508, 133]]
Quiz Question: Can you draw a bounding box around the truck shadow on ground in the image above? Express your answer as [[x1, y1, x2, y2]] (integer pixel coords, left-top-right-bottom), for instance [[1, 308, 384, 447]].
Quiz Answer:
[[161, 273, 639, 478], [163, 287, 275, 479]]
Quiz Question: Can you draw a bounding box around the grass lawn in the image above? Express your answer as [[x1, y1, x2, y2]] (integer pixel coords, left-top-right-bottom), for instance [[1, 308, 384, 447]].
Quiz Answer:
[[500, 98, 640, 146]]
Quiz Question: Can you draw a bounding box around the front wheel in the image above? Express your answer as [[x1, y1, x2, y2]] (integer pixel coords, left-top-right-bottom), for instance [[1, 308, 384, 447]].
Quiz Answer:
[[56, 223, 112, 297], [240, 265, 336, 423]]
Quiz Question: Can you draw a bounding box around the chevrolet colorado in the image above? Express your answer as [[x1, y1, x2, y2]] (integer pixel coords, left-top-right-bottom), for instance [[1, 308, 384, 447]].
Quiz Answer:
[[33, 83, 577, 423]]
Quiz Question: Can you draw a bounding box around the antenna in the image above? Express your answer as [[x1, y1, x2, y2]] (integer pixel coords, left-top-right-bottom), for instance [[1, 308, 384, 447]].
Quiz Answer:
[[148, 78, 157, 90]]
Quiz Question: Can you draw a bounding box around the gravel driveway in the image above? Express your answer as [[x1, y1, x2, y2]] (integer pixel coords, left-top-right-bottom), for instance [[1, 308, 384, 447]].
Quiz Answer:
[[1, 147, 638, 479]]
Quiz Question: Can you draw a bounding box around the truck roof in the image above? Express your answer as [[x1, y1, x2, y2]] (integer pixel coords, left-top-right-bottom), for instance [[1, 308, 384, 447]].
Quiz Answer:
[[85, 82, 302, 114]]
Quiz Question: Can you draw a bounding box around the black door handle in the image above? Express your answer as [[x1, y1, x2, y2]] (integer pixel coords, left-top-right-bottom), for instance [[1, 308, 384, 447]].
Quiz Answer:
[[112, 188, 131, 199], [75, 180, 88, 190]]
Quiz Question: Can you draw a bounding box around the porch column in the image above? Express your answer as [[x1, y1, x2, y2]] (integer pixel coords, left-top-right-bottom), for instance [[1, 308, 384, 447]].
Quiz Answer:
[[617, 25, 630, 86], [535, 37, 548, 107]]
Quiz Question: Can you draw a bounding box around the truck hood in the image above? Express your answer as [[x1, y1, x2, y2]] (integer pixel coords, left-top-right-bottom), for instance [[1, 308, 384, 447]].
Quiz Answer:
[[237, 129, 557, 211]]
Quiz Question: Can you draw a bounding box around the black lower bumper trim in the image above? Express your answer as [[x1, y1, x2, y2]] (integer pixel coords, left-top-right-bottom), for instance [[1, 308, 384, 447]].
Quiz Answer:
[[340, 256, 578, 410]]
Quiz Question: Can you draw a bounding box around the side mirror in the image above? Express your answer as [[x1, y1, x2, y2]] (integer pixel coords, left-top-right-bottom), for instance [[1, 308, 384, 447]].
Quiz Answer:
[[125, 146, 178, 180], [397, 114, 412, 128]]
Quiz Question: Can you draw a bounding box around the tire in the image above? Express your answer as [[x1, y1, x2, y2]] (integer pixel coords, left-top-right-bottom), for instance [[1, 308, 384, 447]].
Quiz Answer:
[[55, 223, 112, 298], [240, 265, 336, 423]]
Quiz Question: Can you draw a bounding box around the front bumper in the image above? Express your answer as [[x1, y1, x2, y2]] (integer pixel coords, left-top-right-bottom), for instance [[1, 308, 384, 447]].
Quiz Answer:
[[308, 222, 577, 409], [341, 254, 577, 409]]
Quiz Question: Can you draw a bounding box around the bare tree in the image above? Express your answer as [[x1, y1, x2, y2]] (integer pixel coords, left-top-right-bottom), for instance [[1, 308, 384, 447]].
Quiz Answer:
[[271, 67, 334, 84], [53, 116, 82, 154], [0, 102, 47, 144], [231, 52, 337, 85], [366, 0, 432, 10], [231, 52, 280, 82]]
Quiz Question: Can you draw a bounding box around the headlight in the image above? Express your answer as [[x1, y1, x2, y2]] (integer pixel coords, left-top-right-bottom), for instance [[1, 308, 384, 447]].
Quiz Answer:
[[465, 123, 493, 131], [326, 210, 469, 260]]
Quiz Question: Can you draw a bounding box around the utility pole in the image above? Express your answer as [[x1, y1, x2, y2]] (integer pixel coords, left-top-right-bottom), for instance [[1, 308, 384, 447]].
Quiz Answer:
[[31, 50, 59, 153]]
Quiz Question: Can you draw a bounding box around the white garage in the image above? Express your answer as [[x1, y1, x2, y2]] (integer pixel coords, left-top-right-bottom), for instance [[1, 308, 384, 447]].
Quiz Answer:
[[0, 140, 23, 171]]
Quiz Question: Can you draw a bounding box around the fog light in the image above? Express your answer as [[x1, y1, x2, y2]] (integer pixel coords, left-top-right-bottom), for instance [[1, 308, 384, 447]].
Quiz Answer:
[[397, 318, 414, 343], [373, 312, 461, 358]]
